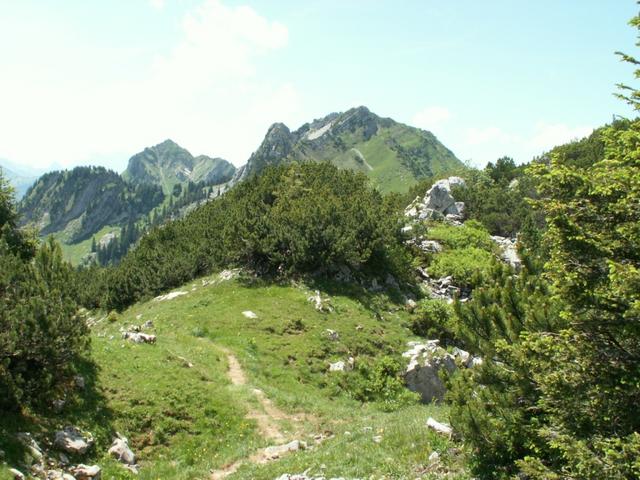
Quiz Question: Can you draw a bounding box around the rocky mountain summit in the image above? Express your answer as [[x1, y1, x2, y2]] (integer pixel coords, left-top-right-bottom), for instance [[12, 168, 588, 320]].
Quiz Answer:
[[234, 106, 462, 192], [123, 139, 236, 193]]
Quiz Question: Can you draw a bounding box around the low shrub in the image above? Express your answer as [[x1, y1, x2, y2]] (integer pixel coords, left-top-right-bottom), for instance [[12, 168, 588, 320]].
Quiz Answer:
[[427, 247, 494, 287]]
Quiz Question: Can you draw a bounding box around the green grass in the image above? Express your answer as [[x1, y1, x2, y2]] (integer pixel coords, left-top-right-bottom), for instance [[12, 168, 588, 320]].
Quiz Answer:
[[0, 273, 470, 479], [54, 225, 120, 265]]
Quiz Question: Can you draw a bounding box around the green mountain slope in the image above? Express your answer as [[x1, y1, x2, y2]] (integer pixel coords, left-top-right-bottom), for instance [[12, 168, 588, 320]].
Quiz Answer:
[[123, 139, 236, 194], [0, 271, 465, 480], [18, 166, 164, 243], [235, 106, 462, 193]]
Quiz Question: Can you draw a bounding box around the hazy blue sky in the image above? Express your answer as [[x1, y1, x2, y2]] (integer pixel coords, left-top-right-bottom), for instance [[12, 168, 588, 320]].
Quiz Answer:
[[0, 0, 636, 171]]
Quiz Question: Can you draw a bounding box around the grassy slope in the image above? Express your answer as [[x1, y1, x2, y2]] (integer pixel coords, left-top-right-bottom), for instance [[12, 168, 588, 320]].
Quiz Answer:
[[53, 225, 120, 265], [0, 273, 468, 480], [292, 126, 461, 194]]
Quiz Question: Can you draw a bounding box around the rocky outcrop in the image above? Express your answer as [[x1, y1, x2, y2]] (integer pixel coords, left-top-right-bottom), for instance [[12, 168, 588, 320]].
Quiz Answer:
[[491, 235, 522, 269], [405, 176, 466, 223], [403, 340, 481, 403]]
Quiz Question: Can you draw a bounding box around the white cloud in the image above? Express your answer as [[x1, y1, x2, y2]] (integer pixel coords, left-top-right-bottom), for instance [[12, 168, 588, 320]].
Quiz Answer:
[[527, 122, 593, 153], [148, 0, 165, 10], [465, 126, 516, 145], [412, 106, 452, 131], [0, 0, 297, 169], [453, 122, 593, 167]]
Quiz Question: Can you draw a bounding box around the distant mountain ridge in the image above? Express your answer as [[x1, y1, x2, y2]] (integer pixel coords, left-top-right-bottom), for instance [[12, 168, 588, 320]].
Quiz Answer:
[[16, 107, 463, 264], [19, 166, 164, 242], [0, 159, 44, 199], [234, 106, 462, 192], [123, 139, 236, 194], [18, 140, 235, 254]]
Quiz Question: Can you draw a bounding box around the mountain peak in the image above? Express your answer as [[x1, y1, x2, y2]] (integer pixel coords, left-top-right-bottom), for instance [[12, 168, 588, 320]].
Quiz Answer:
[[235, 107, 461, 192], [123, 141, 235, 192]]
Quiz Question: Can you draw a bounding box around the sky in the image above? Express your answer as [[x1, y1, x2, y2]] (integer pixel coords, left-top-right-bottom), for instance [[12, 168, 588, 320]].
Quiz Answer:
[[0, 0, 637, 172]]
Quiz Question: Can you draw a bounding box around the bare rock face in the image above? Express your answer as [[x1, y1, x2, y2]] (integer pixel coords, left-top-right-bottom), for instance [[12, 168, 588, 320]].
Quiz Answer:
[[404, 341, 456, 403], [404, 176, 466, 222], [403, 340, 481, 403]]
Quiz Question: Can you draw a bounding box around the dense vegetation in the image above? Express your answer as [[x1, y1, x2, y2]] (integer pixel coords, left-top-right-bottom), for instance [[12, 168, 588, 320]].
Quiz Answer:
[[88, 163, 409, 311], [439, 36, 640, 477], [0, 174, 88, 410]]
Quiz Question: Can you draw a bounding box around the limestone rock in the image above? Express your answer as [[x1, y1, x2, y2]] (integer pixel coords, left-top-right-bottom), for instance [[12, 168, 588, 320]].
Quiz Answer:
[[46, 470, 75, 480], [108, 435, 136, 465], [324, 329, 339, 341], [404, 342, 457, 403], [404, 341, 482, 403], [264, 440, 306, 460], [72, 464, 101, 480], [404, 176, 466, 221], [16, 432, 43, 461], [54, 427, 94, 455], [426, 417, 452, 436], [491, 235, 521, 270], [308, 291, 332, 312], [122, 331, 156, 344], [153, 291, 187, 302], [329, 357, 354, 372], [242, 310, 258, 319], [9, 468, 25, 480]]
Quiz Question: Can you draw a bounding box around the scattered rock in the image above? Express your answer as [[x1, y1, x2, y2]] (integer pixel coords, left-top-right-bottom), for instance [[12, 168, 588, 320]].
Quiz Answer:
[[122, 332, 156, 344], [153, 291, 187, 302], [142, 320, 154, 329], [324, 329, 339, 341], [72, 464, 101, 480], [54, 427, 94, 455], [242, 311, 258, 319], [307, 290, 332, 312], [74, 375, 85, 390], [426, 417, 452, 436], [218, 269, 240, 282], [328, 358, 353, 372], [52, 398, 66, 413], [46, 470, 75, 480], [108, 434, 136, 465], [372, 435, 382, 444], [9, 468, 25, 480], [16, 432, 44, 461], [418, 240, 443, 254], [491, 235, 521, 269], [428, 451, 440, 463], [405, 298, 418, 312], [263, 440, 306, 460]]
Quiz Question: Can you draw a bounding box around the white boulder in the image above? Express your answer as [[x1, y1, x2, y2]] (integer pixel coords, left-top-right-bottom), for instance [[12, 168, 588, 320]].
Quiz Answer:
[[426, 417, 452, 436], [54, 427, 94, 455], [108, 434, 136, 465]]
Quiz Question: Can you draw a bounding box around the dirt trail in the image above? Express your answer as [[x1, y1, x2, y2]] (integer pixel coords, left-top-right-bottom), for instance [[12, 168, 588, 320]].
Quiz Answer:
[[210, 346, 317, 479]]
